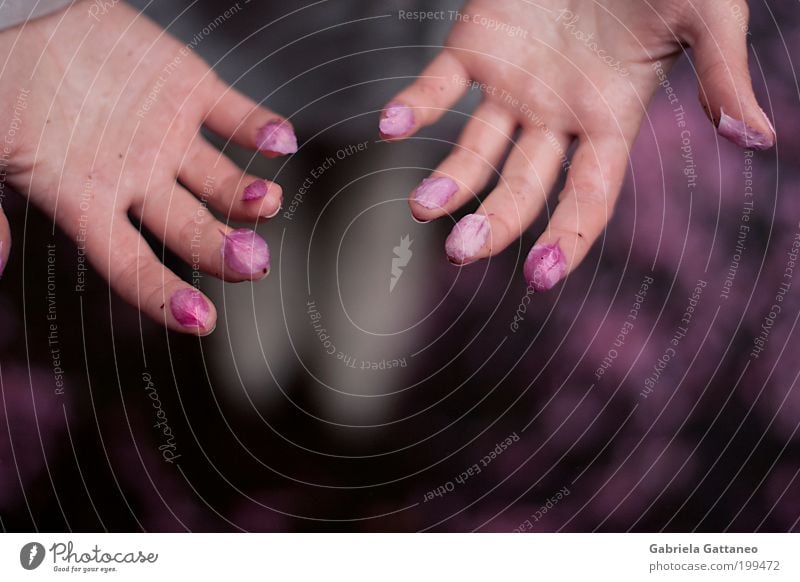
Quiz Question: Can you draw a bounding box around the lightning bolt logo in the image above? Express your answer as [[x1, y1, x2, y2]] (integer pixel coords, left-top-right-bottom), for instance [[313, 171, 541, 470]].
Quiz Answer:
[[20, 542, 45, 570], [390, 235, 414, 292]]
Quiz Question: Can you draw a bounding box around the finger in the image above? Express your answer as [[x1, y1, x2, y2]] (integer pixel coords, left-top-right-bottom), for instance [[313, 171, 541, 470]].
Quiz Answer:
[[178, 138, 282, 221], [131, 185, 270, 282], [683, 1, 774, 149], [204, 78, 298, 157], [88, 216, 216, 335], [524, 136, 630, 292], [444, 128, 571, 265], [409, 103, 517, 221], [0, 206, 10, 278], [379, 49, 469, 139]]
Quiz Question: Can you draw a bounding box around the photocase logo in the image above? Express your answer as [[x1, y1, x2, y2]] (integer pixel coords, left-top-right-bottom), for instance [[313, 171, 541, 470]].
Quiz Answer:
[[390, 235, 414, 292], [20, 542, 46, 570]]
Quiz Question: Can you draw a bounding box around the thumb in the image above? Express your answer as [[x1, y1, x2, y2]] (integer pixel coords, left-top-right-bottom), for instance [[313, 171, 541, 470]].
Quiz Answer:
[[685, 1, 775, 150], [0, 206, 9, 279]]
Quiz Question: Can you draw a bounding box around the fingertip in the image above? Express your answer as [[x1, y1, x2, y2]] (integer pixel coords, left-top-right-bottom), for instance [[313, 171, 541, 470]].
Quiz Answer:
[[716, 107, 776, 150], [204, 81, 295, 157], [256, 120, 298, 157], [444, 213, 491, 265], [180, 142, 283, 222], [196, 315, 218, 337], [410, 212, 431, 225], [523, 240, 568, 292], [242, 179, 282, 219], [220, 228, 271, 281], [760, 107, 777, 137], [411, 176, 458, 209], [408, 175, 459, 222], [168, 287, 217, 335], [380, 50, 469, 138], [242, 179, 269, 202], [687, 10, 775, 151], [379, 101, 416, 139], [409, 201, 435, 223]]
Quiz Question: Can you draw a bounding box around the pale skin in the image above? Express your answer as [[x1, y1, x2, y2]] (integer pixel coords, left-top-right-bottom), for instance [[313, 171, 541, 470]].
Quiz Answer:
[[0, 0, 288, 334], [387, 0, 773, 272], [0, 0, 772, 334]]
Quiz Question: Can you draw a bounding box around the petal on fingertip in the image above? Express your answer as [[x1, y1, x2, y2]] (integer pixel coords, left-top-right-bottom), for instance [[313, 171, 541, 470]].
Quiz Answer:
[[256, 120, 298, 155], [170, 289, 211, 330], [524, 242, 567, 292], [379, 101, 415, 138], [717, 108, 775, 150], [412, 177, 458, 210], [445, 214, 490, 264], [242, 179, 269, 201], [221, 229, 270, 277]]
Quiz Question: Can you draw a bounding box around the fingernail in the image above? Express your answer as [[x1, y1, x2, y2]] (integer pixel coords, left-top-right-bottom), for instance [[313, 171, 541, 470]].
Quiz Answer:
[[379, 101, 414, 138], [256, 120, 298, 155], [411, 215, 431, 225], [262, 204, 282, 219], [445, 214, 490, 265], [717, 108, 775, 150], [170, 289, 211, 330], [412, 177, 458, 210], [524, 242, 567, 292], [221, 228, 270, 277], [242, 179, 268, 201]]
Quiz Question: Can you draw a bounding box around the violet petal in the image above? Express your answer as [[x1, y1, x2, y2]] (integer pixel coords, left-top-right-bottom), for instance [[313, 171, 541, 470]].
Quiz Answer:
[[222, 228, 270, 277], [242, 180, 268, 201], [717, 108, 775, 150], [445, 214, 490, 264], [524, 242, 567, 292], [379, 101, 415, 137], [170, 289, 211, 329], [413, 177, 459, 210], [256, 121, 298, 155]]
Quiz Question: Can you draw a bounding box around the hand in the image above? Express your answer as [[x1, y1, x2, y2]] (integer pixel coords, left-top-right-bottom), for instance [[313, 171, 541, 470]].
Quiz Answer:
[[0, 0, 297, 334], [380, 0, 774, 291]]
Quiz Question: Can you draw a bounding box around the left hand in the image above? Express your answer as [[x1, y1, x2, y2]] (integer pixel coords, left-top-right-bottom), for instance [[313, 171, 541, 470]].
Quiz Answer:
[[379, 0, 774, 291]]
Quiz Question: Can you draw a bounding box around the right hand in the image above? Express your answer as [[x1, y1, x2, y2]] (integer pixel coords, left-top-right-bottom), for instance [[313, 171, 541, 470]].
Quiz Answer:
[[0, 0, 297, 334]]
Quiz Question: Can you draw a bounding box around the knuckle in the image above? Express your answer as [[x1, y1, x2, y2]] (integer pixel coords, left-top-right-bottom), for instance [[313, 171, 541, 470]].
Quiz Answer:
[[504, 175, 543, 203], [415, 78, 448, 108], [457, 139, 497, 167], [138, 262, 165, 302], [562, 182, 609, 209], [115, 253, 157, 294], [178, 212, 208, 249], [449, 146, 482, 169], [114, 255, 139, 285]]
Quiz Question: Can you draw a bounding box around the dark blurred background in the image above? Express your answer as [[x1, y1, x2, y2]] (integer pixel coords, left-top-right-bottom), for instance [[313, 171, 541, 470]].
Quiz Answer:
[[1, 0, 799, 532]]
